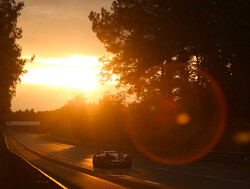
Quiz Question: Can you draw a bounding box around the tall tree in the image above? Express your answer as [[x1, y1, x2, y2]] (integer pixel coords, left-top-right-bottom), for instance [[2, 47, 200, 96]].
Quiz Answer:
[[0, 2, 28, 179], [0, 0, 28, 124], [89, 0, 193, 99]]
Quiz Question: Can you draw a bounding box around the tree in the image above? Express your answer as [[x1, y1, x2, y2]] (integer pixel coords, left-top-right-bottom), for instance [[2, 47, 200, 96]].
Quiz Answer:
[[89, 0, 221, 101], [90, 0, 250, 115], [66, 89, 87, 107], [89, 0, 190, 99], [0, 0, 29, 125], [91, 92, 127, 143]]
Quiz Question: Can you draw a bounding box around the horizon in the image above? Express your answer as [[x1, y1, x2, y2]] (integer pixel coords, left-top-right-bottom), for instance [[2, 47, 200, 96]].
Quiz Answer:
[[12, 82, 117, 112]]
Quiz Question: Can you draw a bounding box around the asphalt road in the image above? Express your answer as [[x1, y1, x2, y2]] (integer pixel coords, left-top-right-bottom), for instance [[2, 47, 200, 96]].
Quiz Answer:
[[5, 132, 250, 189]]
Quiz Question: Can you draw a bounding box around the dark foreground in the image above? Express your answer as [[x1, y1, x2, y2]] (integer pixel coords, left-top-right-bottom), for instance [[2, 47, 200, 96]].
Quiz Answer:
[[0, 132, 61, 189]]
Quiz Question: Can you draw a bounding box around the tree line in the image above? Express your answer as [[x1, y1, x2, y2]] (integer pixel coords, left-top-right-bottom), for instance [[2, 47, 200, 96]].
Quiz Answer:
[[9, 91, 249, 152]]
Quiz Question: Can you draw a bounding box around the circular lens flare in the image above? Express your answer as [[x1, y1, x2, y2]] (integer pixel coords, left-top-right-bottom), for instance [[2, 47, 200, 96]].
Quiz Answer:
[[176, 113, 190, 125], [125, 63, 227, 165]]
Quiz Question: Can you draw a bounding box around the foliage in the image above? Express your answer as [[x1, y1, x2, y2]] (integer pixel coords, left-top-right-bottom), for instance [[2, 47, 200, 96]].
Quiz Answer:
[[9, 91, 249, 151], [0, 0, 30, 122], [89, 0, 250, 115], [10, 92, 128, 143]]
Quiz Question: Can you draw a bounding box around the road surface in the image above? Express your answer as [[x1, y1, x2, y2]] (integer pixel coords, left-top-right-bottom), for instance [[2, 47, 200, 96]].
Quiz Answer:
[[5, 132, 250, 189]]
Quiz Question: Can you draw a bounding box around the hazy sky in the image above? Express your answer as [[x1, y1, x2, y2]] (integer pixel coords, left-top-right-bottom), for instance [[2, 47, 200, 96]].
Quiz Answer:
[[19, 0, 113, 58], [12, 0, 114, 111]]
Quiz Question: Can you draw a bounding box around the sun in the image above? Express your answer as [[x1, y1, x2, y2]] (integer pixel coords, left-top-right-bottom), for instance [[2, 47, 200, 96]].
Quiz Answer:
[[21, 55, 102, 92]]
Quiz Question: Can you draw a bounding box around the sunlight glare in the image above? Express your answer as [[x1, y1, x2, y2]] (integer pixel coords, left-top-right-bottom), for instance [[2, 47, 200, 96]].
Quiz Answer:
[[21, 55, 102, 92]]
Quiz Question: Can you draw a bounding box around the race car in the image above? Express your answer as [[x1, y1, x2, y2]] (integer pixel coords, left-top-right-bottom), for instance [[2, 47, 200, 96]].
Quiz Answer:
[[93, 151, 132, 168]]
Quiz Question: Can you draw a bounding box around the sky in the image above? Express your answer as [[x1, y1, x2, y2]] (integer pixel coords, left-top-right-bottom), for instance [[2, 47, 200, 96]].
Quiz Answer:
[[12, 0, 114, 111]]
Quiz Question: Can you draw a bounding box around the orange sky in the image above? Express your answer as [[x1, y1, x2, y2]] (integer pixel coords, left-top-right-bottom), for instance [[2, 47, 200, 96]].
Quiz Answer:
[[12, 0, 114, 111]]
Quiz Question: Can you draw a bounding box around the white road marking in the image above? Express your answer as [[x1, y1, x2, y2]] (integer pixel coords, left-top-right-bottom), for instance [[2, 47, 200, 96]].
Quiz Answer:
[[122, 175, 134, 179], [223, 170, 240, 173], [155, 167, 168, 171], [199, 166, 210, 169], [140, 165, 250, 184], [199, 167, 240, 173], [144, 180, 161, 185], [105, 171, 113, 174]]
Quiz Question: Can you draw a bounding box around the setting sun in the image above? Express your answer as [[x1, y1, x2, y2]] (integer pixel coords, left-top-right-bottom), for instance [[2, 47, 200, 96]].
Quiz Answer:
[[21, 55, 102, 92]]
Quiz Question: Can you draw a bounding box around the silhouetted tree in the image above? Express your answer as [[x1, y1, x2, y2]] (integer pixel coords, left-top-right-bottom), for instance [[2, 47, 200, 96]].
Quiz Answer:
[[89, 92, 127, 143], [89, 0, 200, 100], [90, 0, 250, 115], [0, 0, 29, 125]]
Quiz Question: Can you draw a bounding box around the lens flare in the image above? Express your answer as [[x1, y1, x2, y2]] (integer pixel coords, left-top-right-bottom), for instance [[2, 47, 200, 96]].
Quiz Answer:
[[125, 63, 227, 165], [234, 131, 250, 144], [176, 113, 190, 125]]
